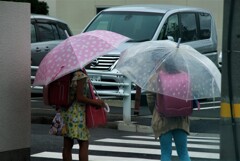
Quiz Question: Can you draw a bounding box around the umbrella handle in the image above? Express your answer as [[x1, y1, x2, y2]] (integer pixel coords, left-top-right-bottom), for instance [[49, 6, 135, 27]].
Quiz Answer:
[[104, 103, 110, 113], [177, 38, 182, 48]]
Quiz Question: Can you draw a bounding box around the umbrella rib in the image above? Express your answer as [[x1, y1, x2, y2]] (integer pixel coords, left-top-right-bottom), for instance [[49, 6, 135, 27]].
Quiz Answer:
[[185, 48, 215, 74], [184, 48, 220, 98], [179, 49, 192, 100]]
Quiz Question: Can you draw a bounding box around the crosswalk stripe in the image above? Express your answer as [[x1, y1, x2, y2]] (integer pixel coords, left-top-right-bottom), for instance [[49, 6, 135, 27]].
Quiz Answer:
[[74, 144, 160, 154], [124, 135, 220, 140], [31, 151, 159, 161], [31, 134, 220, 160], [95, 138, 220, 150], [188, 151, 219, 159], [123, 135, 220, 143], [187, 135, 220, 140], [72, 144, 219, 159], [187, 138, 219, 143]]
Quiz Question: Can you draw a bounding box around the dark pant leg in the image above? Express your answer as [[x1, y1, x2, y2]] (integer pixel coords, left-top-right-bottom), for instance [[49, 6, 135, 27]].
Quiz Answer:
[[160, 131, 173, 161], [172, 129, 191, 161]]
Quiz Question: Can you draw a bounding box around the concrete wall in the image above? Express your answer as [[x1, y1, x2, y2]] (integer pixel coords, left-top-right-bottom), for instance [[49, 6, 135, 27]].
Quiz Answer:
[[42, 0, 223, 51], [0, 1, 31, 160]]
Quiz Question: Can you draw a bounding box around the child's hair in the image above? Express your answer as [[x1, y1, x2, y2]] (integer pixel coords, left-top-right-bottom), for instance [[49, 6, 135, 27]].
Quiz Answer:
[[162, 59, 180, 74]]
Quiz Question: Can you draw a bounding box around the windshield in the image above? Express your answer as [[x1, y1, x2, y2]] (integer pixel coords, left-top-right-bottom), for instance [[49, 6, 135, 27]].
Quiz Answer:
[[85, 11, 163, 42]]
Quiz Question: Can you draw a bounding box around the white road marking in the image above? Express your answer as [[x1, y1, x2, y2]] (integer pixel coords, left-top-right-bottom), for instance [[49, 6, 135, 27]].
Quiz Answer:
[[31, 134, 220, 160], [123, 135, 220, 142], [95, 138, 219, 150], [72, 144, 219, 159], [31, 151, 159, 161]]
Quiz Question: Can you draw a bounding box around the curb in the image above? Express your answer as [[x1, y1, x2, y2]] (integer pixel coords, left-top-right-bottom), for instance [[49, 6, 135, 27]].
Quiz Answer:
[[31, 101, 220, 133], [31, 114, 152, 132], [31, 114, 123, 129]]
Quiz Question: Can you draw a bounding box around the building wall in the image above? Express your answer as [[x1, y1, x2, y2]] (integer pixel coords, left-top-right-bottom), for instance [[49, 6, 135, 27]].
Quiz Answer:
[[42, 0, 223, 51], [0, 1, 31, 160]]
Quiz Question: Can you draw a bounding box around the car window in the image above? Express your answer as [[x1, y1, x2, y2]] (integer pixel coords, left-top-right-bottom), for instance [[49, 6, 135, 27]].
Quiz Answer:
[[199, 13, 211, 39], [37, 23, 59, 42], [31, 24, 37, 43], [158, 12, 212, 43], [86, 13, 110, 30], [58, 23, 70, 39], [158, 14, 179, 42], [85, 11, 163, 42], [180, 13, 197, 42], [165, 14, 179, 42]]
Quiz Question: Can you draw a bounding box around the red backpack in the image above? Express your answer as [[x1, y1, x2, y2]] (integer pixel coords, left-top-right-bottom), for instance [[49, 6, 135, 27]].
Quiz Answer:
[[155, 71, 193, 117], [43, 74, 73, 108]]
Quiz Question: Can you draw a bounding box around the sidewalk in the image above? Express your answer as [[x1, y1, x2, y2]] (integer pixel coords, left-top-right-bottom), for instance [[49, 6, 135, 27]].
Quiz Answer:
[[31, 100, 152, 128], [31, 99, 152, 129], [31, 99, 220, 134]]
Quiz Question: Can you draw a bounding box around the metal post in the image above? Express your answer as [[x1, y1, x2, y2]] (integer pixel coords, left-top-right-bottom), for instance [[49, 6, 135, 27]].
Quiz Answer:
[[220, 0, 240, 160], [133, 86, 141, 115], [122, 77, 132, 123]]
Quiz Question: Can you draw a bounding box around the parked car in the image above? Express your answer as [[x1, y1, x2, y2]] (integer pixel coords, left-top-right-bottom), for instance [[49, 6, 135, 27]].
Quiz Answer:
[[82, 4, 218, 92], [31, 14, 73, 93], [31, 14, 72, 67]]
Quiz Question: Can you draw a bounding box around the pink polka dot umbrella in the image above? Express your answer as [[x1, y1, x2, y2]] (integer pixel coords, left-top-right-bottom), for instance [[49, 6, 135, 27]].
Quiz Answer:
[[33, 30, 130, 86]]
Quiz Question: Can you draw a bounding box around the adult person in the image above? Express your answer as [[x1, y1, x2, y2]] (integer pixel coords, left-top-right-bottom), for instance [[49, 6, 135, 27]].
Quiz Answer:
[[151, 61, 191, 161], [61, 68, 105, 161]]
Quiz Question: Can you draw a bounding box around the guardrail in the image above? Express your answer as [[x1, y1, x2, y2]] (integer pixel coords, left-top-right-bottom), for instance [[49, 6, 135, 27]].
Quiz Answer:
[[31, 66, 132, 123]]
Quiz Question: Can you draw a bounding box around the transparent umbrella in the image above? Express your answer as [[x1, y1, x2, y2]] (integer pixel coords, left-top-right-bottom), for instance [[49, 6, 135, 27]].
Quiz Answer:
[[116, 40, 221, 100]]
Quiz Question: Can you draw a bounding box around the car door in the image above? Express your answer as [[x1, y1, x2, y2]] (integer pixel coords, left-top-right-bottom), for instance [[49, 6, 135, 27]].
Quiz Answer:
[[31, 19, 62, 67], [181, 12, 216, 54], [180, 12, 218, 64], [158, 13, 180, 42], [157, 11, 218, 66], [158, 12, 215, 52]]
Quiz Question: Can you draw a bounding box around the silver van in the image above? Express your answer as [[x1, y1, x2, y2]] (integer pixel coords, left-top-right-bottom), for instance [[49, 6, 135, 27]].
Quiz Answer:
[[84, 4, 218, 91]]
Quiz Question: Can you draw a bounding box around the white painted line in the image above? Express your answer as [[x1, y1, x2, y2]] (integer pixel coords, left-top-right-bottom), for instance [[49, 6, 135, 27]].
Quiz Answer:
[[31, 152, 62, 159], [194, 106, 220, 110], [124, 135, 219, 141], [95, 138, 219, 150], [188, 151, 219, 159], [187, 135, 220, 140], [31, 151, 159, 161], [73, 144, 219, 159], [96, 138, 158, 145], [74, 144, 160, 154], [122, 135, 155, 140], [187, 138, 219, 143], [200, 101, 221, 105]]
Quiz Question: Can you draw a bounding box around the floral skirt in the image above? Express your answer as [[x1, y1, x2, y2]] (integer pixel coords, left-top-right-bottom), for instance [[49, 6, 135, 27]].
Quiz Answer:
[[61, 102, 90, 140]]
